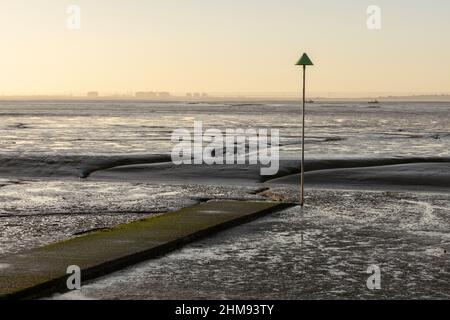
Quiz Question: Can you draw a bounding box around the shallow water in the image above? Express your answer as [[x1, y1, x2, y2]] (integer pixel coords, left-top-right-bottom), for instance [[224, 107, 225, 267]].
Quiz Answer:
[[1, 100, 449, 159]]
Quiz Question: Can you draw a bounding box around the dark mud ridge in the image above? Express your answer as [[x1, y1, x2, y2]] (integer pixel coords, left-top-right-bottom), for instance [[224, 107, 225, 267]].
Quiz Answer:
[[0, 155, 449, 191]]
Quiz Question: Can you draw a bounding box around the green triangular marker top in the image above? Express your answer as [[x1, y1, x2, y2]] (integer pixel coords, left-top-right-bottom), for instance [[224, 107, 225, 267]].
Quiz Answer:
[[296, 53, 314, 66]]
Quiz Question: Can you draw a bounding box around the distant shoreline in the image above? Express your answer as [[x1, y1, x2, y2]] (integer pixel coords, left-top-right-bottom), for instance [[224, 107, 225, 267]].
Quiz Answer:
[[1, 96, 450, 103]]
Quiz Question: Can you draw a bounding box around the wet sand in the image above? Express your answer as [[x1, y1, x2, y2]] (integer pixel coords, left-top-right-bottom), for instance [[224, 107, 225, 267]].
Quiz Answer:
[[0, 101, 449, 299]]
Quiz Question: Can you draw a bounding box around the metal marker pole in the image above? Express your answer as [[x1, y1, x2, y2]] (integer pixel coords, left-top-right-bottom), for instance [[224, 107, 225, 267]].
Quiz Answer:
[[295, 52, 313, 206], [301, 65, 306, 207]]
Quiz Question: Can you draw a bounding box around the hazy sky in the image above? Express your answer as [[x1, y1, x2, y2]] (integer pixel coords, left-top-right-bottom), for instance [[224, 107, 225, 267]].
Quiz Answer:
[[1, 0, 449, 97]]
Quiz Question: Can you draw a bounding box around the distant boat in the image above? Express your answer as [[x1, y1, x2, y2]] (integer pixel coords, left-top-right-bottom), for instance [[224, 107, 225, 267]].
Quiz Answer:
[[368, 100, 379, 104], [306, 100, 314, 104]]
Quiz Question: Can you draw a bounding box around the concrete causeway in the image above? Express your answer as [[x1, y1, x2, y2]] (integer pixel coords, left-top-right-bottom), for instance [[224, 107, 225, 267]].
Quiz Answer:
[[0, 200, 293, 300]]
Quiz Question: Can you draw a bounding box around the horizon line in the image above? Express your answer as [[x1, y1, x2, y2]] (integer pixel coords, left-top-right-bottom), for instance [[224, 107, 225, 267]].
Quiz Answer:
[[2, 93, 450, 102]]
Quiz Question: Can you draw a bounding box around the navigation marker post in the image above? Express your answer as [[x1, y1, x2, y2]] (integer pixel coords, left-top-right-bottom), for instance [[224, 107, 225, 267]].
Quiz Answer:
[[296, 53, 314, 207]]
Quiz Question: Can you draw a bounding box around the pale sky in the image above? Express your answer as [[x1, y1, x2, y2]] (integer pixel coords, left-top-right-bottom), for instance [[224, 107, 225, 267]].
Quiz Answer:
[[1, 0, 449, 97]]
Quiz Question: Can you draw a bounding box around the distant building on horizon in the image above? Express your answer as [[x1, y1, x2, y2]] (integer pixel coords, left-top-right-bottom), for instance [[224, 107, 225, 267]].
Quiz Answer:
[[87, 91, 99, 98], [135, 91, 157, 98], [158, 92, 171, 98], [135, 91, 171, 99], [187, 92, 208, 99]]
